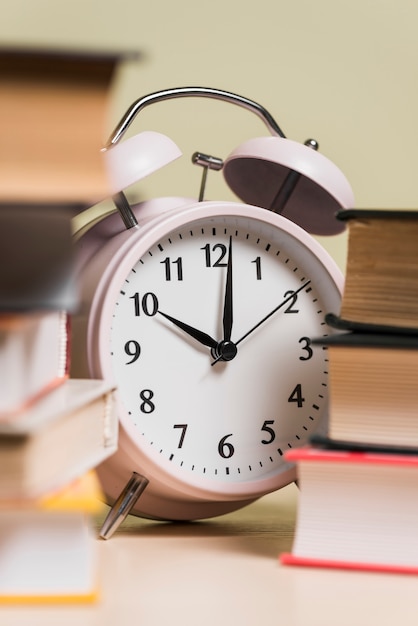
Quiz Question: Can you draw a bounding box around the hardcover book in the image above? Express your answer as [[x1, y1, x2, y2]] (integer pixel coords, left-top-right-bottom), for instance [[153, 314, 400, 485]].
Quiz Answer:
[[0, 310, 69, 416], [0, 378, 118, 498], [328, 209, 418, 332], [281, 447, 418, 575], [0, 207, 77, 311], [0, 471, 104, 604], [311, 332, 418, 449], [0, 47, 121, 206]]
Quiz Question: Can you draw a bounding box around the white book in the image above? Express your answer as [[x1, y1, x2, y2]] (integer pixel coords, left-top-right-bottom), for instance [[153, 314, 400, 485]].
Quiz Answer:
[[0, 311, 68, 417], [0, 471, 103, 604], [0, 378, 118, 498]]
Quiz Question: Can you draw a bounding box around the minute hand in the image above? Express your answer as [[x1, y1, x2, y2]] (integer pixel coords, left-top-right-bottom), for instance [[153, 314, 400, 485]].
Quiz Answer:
[[234, 280, 311, 347], [222, 236, 233, 342]]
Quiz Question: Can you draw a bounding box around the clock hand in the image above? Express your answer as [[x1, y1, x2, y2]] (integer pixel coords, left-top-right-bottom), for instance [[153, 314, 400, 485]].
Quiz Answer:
[[210, 235, 239, 363], [235, 280, 312, 346], [158, 310, 218, 349], [211, 279, 311, 365], [222, 236, 233, 342], [159, 238, 236, 361]]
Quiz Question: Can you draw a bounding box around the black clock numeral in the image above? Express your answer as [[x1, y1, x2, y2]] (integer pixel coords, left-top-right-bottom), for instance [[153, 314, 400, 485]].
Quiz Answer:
[[201, 243, 227, 267], [283, 290, 299, 314], [218, 433, 235, 458], [288, 384, 305, 407], [261, 420, 276, 444], [131, 292, 159, 317], [173, 424, 188, 448], [140, 389, 155, 413], [251, 256, 262, 280], [161, 257, 183, 281], [124, 340, 141, 364], [298, 336, 313, 361]]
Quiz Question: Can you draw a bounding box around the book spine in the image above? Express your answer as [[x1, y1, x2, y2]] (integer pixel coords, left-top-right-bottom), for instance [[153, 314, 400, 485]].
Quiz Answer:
[[60, 311, 70, 376], [280, 552, 418, 575]]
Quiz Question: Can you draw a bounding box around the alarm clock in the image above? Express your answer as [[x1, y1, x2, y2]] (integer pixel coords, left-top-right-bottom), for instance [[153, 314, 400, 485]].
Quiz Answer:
[[71, 87, 354, 536]]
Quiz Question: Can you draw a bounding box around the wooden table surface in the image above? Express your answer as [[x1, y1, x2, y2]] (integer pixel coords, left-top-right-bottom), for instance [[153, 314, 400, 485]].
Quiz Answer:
[[3, 482, 418, 626]]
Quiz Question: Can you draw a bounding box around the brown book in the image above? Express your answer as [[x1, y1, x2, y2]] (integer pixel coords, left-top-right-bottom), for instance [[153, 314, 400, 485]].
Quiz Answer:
[[328, 209, 418, 332], [0, 47, 124, 206], [312, 332, 418, 450]]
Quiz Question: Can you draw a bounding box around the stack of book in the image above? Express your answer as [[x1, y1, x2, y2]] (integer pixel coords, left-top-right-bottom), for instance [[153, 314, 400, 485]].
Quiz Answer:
[[0, 47, 122, 603], [281, 209, 418, 575]]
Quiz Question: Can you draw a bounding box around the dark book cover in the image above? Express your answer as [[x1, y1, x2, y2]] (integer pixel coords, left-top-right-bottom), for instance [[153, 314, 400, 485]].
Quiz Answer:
[[0, 206, 78, 311], [324, 312, 418, 336], [336, 208, 418, 222], [310, 433, 418, 456]]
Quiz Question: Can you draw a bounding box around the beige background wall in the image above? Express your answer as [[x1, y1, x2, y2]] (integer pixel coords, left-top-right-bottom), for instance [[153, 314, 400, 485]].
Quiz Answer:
[[3, 0, 418, 270]]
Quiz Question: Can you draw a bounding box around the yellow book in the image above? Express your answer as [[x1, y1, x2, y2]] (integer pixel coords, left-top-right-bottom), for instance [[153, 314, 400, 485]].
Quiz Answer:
[[0, 471, 104, 604]]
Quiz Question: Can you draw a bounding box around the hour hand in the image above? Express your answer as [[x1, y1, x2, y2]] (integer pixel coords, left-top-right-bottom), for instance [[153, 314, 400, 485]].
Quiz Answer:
[[158, 311, 218, 349]]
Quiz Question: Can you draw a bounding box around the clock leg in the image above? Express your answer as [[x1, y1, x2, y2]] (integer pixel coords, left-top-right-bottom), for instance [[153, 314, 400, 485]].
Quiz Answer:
[[99, 472, 149, 539]]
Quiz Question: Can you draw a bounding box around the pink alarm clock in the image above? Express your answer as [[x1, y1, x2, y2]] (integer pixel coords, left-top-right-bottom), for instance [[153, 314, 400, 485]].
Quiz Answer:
[[70, 87, 353, 536]]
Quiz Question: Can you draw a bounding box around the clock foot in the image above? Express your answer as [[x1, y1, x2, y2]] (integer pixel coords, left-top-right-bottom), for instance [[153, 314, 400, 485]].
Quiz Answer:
[[99, 472, 149, 539]]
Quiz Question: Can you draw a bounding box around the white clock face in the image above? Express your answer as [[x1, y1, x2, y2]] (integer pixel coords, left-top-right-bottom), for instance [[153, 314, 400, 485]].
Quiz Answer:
[[108, 208, 340, 494]]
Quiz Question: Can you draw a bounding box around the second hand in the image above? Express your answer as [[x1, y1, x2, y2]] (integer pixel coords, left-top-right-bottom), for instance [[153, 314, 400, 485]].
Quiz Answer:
[[235, 279, 312, 346], [211, 279, 311, 365]]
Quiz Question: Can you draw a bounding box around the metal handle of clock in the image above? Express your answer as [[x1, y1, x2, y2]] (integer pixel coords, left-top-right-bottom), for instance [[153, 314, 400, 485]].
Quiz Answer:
[[105, 86, 286, 148]]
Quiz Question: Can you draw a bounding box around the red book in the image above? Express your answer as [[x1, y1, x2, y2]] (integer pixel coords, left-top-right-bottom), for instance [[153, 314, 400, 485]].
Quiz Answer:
[[280, 447, 418, 575]]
